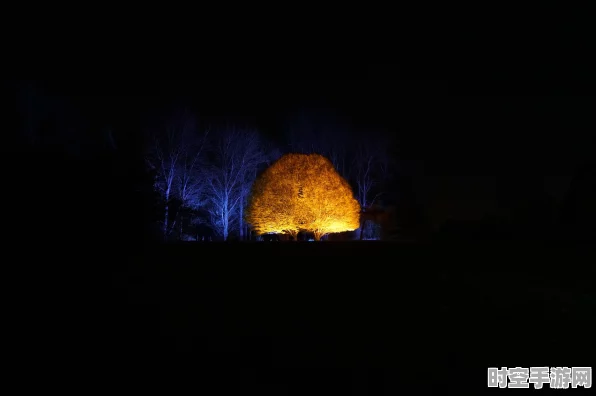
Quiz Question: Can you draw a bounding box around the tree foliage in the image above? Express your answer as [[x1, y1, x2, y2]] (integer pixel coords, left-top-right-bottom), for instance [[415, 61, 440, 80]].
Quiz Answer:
[[246, 153, 361, 240]]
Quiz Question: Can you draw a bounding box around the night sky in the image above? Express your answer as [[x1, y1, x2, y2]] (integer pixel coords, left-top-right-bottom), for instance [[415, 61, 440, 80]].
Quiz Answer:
[[18, 71, 595, 234]]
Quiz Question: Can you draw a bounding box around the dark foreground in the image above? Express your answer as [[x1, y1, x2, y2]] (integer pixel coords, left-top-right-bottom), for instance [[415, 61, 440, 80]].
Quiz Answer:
[[56, 242, 596, 393]]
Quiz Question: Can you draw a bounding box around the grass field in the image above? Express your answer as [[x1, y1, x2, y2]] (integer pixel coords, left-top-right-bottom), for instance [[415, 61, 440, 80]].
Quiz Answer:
[[100, 241, 594, 393]]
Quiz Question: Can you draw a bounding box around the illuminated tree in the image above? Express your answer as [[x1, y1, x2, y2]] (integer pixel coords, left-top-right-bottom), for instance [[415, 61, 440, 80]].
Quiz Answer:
[[246, 153, 361, 240], [299, 154, 362, 240], [246, 154, 303, 238], [204, 126, 267, 240], [147, 109, 206, 238]]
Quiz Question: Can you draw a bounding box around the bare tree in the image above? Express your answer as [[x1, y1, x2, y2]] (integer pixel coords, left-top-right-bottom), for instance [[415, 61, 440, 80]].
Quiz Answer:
[[204, 126, 267, 240], [354, 147, 375, 210], [176, 129, 209, 208], [351, 136, 391, 239], [170, 128, 209, 237], [147, 110, 203, 238], [352, 136, 390, 210]]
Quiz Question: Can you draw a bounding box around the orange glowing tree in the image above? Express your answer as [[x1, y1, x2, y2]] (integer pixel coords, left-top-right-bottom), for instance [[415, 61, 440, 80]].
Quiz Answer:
[[246, 153, 361, 240]]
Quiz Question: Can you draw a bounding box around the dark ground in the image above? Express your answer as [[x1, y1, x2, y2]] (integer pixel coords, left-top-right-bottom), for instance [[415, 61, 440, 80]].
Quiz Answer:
[[68, 241, 596, 394]]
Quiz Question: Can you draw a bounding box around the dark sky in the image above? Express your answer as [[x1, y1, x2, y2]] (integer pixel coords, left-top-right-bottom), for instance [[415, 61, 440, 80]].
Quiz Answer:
[[395, 89, 595, 223], [160, 78, 591, 225], [26, 72, 595, 227]]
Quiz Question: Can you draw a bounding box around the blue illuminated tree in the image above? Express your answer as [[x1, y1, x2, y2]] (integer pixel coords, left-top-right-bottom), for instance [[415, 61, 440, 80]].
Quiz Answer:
[[147, 109, 207, 238], [203, 126, 267, 240]]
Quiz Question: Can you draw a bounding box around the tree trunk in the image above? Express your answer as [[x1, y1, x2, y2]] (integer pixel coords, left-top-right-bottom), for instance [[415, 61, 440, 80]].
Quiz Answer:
[[164, 204, 169, 237], [163, 189, 170, 238], [359, 220, 365, 240], [222, 197, 229, 241], [239, 197, 244, 241]]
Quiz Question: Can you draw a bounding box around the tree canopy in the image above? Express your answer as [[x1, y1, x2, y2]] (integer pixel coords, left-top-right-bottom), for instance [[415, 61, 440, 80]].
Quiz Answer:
[[246, 153, 361, 240]]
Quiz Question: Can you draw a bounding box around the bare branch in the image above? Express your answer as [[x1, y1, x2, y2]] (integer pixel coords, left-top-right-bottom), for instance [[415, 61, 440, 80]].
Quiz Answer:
[[204, 126, 268, 240]]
